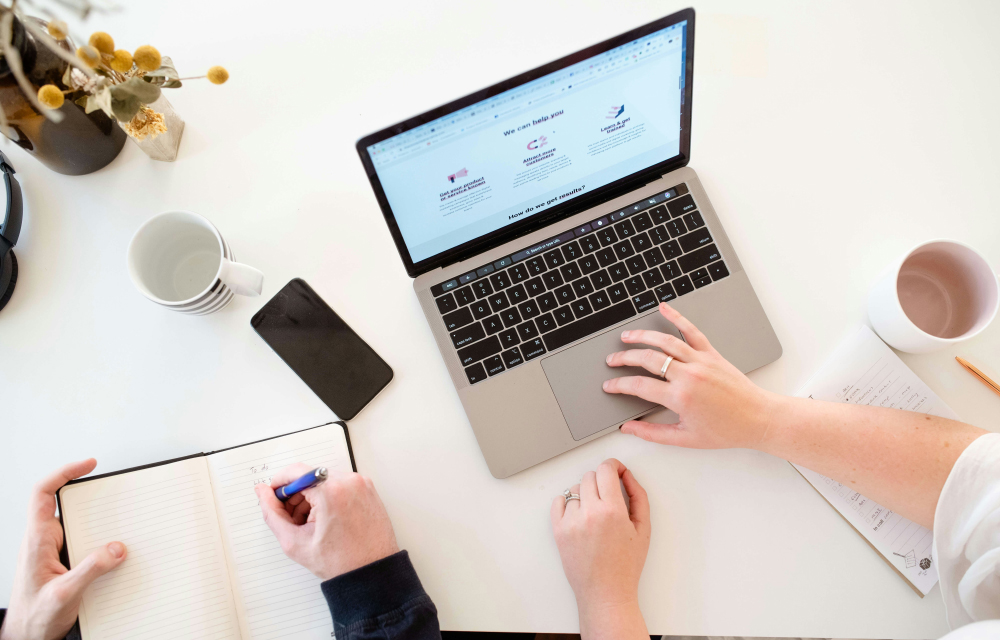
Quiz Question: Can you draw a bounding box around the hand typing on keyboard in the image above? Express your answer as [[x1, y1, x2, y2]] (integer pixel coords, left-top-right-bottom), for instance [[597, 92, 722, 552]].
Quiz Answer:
[[602, 303, 780, 450]]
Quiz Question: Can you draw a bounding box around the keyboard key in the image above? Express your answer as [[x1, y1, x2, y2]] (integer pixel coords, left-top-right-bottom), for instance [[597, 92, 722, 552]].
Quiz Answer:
[[498, 327, 520, 349], [624, 276, 646, 296], [483, 315, 504, 334], [649, 225, 670, 245], [465, 362, 487, 384], [641, 268, 664, 289], [561, 241, 581, 262], [578, 254, 601, 275], [542, 271, 564, 289], [571, 277, 594, 297], [667, 194, 697, 217], [679, 227, 713, 253], [477, 264, 495, 277], [470, 300, 491, 320], [579, 234, 600, 253], [458, 271, 477, 285], [436, 293, 457, 314], [524, 277, 546, 297], [554, 284, 576, 305], [673, 275, 694, 296], [709, 260, 730, 281], [484, 355, 505, 376], [472, 279, 494, 299], [589, 289, 611, 310], [443, 307, 474, 331], [661, 240, 682, 260], [591, 216, 610, 229], [554, 306, 575, 326], [560, 261, 581, 281], [632, 211, 653, 231], [543, 249, 564, 269], [690, 267, 710, 282], [537, 292, 558, 312], [458, 335, 501, 366], [432, 279, 458, 296], [596, 247, 617, 268], [666, 219, 687, 238], [453, 286, 474, 306], [526, 258, 547, 275], [683, 210, 705, 230], [613, 240, 635, 260], [678, 243, 722, 273], [590, 269, 611, 290], [654, 283, 677, 302], [500, 307, 522, 328], [490, 270, 511, 291], [614, 219, 635, 238], [660, 260, 681, 281], [450, 322, 485, 348], [596, 226, 618, 246], [507, 283, 528, 304], [693, 274, 713, 288], [493, 256, 513, 270], [571, 297, 593, 318], [633, 291, 658, 312], [573, 223, 592, 236], [522, 338, 547, 360], [516, 321, 539, 341], [608, 263, 629, 282], [543, 300, 637, 352], [535, 313, 557, 333], [650, 205, 669, 224], [488, 291, 510, 313], [518, 299, 540, 320], [643, 247, 665, 268], [625, 255, 647, 275], [508, 264, 529, 282], [501, 347, 524, 369], [631, 232, 651, 253], [608, 282, 629, 303]]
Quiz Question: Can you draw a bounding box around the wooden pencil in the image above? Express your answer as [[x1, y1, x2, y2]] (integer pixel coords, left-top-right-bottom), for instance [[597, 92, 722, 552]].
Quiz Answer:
[[956, 356, 1000, 398]]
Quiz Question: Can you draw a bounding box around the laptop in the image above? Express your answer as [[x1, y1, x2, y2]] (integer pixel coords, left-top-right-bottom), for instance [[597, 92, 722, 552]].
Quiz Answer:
[[356, 8, 781, 478]]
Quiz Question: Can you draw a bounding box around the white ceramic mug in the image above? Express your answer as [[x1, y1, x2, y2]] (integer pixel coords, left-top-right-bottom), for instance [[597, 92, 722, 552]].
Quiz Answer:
[[868, 239, 999, 353], [127, 211, 264, 315]]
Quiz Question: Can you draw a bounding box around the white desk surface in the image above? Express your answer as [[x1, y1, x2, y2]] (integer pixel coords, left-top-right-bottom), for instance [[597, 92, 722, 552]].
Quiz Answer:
[[2, 1, 999, 637]]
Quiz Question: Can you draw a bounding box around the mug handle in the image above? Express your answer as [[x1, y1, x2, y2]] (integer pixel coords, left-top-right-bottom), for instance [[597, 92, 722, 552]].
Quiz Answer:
[[219, 259, 264, 297]]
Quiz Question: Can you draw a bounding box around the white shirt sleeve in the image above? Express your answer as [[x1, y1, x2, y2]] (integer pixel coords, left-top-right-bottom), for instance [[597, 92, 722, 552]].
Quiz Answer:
[[933, 432, 1000, 630]]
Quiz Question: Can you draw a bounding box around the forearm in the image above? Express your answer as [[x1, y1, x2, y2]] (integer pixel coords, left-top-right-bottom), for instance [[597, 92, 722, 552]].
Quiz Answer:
[[579, 600, 648, 640], [758, 395, 986, 528]]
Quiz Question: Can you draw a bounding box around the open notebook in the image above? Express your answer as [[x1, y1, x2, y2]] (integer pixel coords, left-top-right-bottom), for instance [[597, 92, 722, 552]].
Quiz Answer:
[[57, 422, 355, 640], [795, 325, 960, 597]]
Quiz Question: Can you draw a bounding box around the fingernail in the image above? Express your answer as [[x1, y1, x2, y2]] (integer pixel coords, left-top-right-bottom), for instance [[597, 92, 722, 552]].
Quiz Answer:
[[108, 542, 125, 558], [621, 330, 630, 340], [606, 354, 612, 364], [602, 380, 610, 390]]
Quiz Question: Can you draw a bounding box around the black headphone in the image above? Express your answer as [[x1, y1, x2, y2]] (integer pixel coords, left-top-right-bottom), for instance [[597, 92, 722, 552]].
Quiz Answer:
[[0, 150, 23, 312]]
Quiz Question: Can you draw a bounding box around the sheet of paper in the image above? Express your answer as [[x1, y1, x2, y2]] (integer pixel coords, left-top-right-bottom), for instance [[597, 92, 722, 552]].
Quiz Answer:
[[207, 424, 354, 640], [59, 457, 242, 640], [794, 325, 960, 596]]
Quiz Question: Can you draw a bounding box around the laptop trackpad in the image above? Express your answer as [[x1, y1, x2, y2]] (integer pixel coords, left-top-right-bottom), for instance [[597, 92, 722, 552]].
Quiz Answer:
[[540, 313, 684, 441]]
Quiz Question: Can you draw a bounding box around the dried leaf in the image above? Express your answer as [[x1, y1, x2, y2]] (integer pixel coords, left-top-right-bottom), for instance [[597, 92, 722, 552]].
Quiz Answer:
[[109, 77, 160, 122], [143, 56, 182, 88], [83, 86, 113, 118]]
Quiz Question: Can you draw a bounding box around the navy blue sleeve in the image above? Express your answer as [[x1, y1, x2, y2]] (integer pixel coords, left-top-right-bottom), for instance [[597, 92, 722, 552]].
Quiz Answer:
[[320, 550, 441, 639]]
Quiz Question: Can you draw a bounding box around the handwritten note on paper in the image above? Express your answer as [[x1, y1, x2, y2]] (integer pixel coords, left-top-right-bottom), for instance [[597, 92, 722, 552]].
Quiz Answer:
[[794, 325, 960, 596]]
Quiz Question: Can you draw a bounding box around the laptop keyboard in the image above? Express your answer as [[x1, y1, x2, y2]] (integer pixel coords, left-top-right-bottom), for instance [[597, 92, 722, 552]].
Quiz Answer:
[[428, 183, 729, 385]]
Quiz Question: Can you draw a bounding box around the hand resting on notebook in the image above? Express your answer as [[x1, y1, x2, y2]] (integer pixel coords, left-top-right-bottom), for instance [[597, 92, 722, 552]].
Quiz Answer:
[[0, 460, 127, 640]]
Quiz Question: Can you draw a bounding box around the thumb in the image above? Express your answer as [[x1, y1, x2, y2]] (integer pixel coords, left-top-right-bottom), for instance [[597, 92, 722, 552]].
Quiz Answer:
[[54, 541, 127, 600], [620, 419, 694, 446]]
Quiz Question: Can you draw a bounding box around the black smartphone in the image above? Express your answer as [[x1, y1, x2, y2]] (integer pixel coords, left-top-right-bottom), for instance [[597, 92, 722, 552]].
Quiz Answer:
[[251, 279, 393, 420]]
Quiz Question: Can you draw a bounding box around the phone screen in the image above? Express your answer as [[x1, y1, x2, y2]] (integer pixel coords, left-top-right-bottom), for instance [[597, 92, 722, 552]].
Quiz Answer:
[[251, 279, 393, 420]]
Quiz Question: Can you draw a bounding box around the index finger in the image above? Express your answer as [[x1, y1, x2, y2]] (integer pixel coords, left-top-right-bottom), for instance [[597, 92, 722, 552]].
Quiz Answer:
[[32, 459, 99, 522], [622, 468, 651, 536], [659, 303, 713, 352], [595, 458, 626, 507]]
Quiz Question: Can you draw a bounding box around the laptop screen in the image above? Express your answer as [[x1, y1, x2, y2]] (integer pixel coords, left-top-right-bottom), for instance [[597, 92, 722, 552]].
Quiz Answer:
[[359, 13, 692, 274]]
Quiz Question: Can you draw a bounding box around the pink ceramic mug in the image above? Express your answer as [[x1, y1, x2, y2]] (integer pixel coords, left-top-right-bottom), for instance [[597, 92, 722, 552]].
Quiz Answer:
[[868, 240, 999, 353]]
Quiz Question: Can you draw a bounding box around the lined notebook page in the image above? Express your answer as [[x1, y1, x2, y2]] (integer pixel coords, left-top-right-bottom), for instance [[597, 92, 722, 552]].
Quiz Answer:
[[59, 457, 242, 640], [795, 325, 960, 596], [207, 425, 353, 640]]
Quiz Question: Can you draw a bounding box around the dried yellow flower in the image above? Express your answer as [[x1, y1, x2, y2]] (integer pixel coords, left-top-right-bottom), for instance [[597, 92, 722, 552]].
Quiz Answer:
[[133, 45, 161, 72], [110, 49, 133, 73], [37, 84, 64, 109], [122, 106, 167, 141], [89, 32, 114, 55], [206, 66, 229, 85], [46, 20, 68, 41], [76, 45, 101, 68]]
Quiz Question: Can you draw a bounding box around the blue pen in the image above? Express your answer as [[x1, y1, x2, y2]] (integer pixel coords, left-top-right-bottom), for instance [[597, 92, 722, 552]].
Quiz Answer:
[[275, 467, 328, 501]]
